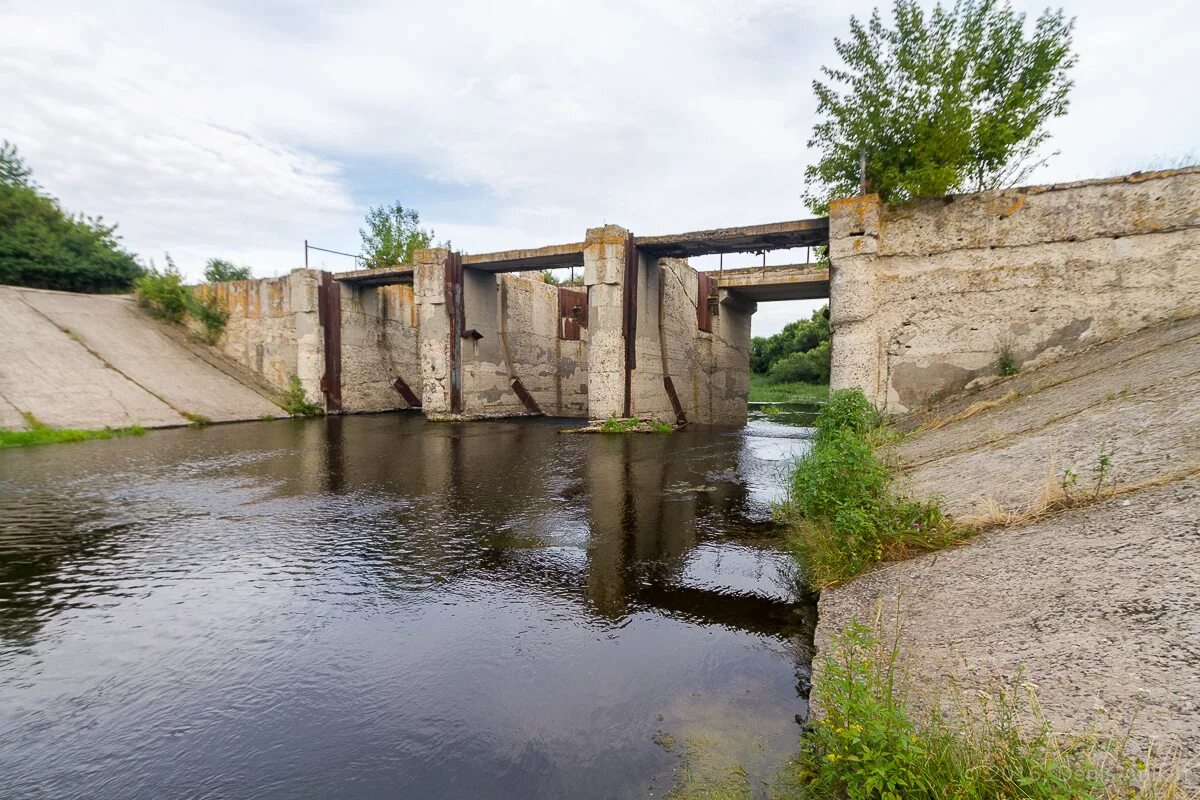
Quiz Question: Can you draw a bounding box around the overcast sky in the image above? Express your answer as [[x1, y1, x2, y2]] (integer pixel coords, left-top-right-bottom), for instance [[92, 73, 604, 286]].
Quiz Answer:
[[3, 0, 1197, 335]]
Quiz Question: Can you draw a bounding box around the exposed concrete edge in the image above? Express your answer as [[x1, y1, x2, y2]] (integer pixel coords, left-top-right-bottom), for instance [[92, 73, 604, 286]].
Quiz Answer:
[[893, 312, 1200, 432]]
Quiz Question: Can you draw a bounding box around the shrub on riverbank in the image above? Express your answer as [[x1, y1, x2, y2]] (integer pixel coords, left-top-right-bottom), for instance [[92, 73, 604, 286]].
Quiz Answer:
[[778, 621, 1191, 799], [281, 374, 322, 417], [135, 258, 228, 342], [777, 388, 959, 589]]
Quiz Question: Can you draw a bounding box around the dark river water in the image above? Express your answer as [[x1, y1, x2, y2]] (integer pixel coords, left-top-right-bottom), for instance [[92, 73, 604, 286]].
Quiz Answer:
[[0, 410, 816, 799]]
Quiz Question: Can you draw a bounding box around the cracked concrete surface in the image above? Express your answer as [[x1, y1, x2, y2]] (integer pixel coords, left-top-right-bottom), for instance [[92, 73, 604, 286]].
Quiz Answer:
[[817, 316, 1200, 782]]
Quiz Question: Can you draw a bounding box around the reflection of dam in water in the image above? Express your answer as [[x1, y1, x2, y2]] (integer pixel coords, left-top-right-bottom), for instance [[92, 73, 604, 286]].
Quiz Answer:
[[0, 412, 816, 800]]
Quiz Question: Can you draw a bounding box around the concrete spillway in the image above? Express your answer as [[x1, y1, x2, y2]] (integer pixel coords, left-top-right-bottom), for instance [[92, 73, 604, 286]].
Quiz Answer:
[[0, 286, 284, 431]]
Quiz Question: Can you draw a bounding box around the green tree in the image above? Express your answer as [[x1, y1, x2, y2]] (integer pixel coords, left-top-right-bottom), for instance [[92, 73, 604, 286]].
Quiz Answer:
[[203, 258, 252, 282], [750, 305, 830, 374], [1, 141, 33, 187], [359, 202, 438, 267], [804, 0, 1076, 210], [0, 141, 143, 293]]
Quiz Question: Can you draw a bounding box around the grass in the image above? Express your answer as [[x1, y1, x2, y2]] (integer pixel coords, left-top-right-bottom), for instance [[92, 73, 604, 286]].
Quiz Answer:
[[598, 416, 672, 433], [776, 389, 962, 590], [0, 413, 145, 449], [280, 374, 322, 416], [771, 620, 1194, 800], [749, 374, 829, 404]]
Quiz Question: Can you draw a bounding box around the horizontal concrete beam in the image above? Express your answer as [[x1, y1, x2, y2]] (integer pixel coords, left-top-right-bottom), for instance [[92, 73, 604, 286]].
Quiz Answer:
[[462, 242, 585, 272], [637, 217, 829, 257], [715, 263, 829, 302], [333, 266, 414, 286]]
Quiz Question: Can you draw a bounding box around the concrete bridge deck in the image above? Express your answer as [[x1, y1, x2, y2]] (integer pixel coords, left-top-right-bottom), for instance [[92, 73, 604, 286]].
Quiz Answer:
[[334, 216, 829, 289]]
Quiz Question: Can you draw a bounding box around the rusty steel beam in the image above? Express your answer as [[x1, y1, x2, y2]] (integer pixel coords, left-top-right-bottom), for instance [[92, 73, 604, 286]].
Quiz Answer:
[[637, 217, 829, 258], [662, 376, 687, 426], [317, 271, 342, 412], [510, 377, 544, 415], [444, 252, 464, 415], [622, 235, 638, 418], [392, 376, 421, 408]]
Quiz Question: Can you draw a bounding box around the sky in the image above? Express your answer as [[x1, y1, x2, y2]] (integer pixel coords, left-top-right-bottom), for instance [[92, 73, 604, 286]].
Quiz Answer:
[[2, 0, 1197, 335]]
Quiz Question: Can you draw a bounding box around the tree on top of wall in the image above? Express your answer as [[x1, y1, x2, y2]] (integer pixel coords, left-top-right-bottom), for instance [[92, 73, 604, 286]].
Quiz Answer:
[[203, 258, 252, 283], [359, 202, 443, 268], [804, 0, 1076, 211]]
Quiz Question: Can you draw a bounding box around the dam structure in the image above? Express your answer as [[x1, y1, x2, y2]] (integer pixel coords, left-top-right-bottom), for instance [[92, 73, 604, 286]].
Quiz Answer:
[[2, 167, 1197, 430]]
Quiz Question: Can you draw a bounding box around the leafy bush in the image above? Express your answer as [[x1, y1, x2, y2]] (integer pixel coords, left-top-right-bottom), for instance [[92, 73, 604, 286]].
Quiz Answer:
[[750, 306, 830, 375], [281, 374, 322, 416], [203, 258, 252, 283], [188, 288, 229, 343], [778, 389, 957, 588], [134, 260, 190, 323], [768, 340, 832, 385], [780, 621, 1181, 800], [0, 141, 144, 293]]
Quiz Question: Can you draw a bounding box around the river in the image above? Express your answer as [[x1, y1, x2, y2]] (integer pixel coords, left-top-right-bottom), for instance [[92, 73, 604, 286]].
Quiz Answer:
[[0, 410, 815, 799]]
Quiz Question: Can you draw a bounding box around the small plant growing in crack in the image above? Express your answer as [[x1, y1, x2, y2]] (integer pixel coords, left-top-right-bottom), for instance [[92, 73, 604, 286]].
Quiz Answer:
[[1092, 440, 1113, 497], [996, 340, 1020, 377]]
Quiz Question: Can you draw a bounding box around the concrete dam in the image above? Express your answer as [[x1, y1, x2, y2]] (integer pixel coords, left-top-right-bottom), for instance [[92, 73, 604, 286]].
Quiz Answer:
[[1, 166, 1197, 431]]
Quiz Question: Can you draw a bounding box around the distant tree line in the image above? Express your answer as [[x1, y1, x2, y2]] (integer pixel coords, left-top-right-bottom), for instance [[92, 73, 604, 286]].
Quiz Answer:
[[0, 141, 259, 295], [0, 141, 143, 293], [751, 306, 831, 385]]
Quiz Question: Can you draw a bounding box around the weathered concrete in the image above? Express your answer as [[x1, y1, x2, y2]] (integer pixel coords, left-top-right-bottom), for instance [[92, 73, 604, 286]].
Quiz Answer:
[[896, 315, 1200, 519], [583, 228, 755, 425], [817, 476, 1200, 782], [338, 282, 421, 412], [411, 247, 586, 419], [202, 269, 325, 404], [829, 168, 1200, 413], [0, 286, 283, 429], [816, 320, 1200, 780]]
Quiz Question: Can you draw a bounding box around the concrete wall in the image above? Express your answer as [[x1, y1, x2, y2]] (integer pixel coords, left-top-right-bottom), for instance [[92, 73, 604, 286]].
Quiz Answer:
[[415, 247, 588, 419], [338, 282, 420, 412], [204, 268, 421, 414], [829, 168, 1200, 413], [202, 269, 324, 403]]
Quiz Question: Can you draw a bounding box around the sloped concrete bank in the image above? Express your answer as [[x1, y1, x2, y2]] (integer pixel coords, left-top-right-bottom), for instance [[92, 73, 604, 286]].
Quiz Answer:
[[814, 316, 1200, 781], [0, 285, 285, 431]]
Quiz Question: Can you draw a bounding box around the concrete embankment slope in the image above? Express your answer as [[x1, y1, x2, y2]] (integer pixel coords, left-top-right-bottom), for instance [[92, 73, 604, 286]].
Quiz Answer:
[[0, 285, 285, 430], [816, 315, 1200, 780]]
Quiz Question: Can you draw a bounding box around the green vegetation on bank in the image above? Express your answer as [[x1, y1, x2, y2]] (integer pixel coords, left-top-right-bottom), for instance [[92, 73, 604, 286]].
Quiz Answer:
[[281, 374, 322, 417], [0, 413, 145, 449], [777, 621, 1188, 800], [135, 257, 229, 343], [599, 416, 672, 433], [0, 141, 143, 293], [777, 389, 959, 589], [749, 375, 829, 404]]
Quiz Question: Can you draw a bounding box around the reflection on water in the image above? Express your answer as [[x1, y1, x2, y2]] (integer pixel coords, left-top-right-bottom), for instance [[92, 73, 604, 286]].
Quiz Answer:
[[0, 413, 815, 800]]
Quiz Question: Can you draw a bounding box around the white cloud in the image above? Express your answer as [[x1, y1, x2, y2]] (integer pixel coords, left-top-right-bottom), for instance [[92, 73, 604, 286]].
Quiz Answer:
[[2, 0, 1197, 333]]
